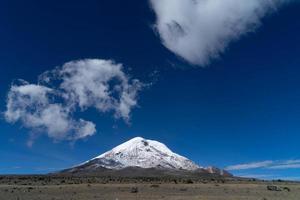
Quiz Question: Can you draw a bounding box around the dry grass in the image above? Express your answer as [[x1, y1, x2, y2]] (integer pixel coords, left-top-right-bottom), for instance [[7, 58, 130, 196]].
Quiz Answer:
[[1, 182, 300, 200]]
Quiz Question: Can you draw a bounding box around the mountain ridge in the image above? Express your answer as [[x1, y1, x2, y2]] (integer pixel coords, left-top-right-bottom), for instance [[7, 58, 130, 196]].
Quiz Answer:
[[60, 137, 232, 177]]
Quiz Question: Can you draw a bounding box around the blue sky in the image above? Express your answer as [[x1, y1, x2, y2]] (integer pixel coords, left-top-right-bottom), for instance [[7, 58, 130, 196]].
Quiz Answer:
[[0, 0, 300, 180]]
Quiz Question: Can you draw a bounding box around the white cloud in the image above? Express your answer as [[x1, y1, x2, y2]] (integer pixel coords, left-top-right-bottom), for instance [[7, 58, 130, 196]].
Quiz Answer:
[[267, 159, 300, 169], [225, 160, 273, 170], [268, 164, 300, 169], [235, 173, 275, 179], [282, 159, 300, 165], [4, 59, 142, 143], [150, 0, 290, 66], [55, 59, 142, 121], [234, 173, 300, 181], [226, 159, 300, 171], [5, 82, 96, 142]]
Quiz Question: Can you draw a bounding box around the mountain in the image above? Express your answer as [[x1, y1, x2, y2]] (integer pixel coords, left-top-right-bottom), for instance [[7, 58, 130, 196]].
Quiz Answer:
[[205, 166, 233, 177], [61, 137, 231, 177]]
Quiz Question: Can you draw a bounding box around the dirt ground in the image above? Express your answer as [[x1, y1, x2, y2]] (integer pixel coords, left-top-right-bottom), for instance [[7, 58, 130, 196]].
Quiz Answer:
[[1, 182, 300, 200]]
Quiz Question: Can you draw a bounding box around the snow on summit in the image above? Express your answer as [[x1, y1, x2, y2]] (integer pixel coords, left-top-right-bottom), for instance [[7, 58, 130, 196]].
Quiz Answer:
[[81, 137, 201, 171]]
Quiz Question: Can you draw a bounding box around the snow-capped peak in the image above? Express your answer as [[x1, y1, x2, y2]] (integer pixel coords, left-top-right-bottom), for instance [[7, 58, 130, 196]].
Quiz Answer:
[[82, 137, 201, 171], [96, 137, 174, 159]]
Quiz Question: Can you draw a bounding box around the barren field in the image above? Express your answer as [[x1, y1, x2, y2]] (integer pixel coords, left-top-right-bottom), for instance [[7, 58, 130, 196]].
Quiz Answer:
[[1, 181, 300, 200]]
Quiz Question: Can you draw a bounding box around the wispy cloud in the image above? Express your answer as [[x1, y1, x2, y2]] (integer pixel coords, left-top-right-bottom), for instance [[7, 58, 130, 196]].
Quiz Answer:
[[225, 161, 273, 170], [235, 173, 275, 179], [4, 59, 143, 144], [283, 159, 300, 165], [226, 159, 300, 171], [268, 164, 300, 169], [150, 0, 292, 66], [235, 173, 300, 181]]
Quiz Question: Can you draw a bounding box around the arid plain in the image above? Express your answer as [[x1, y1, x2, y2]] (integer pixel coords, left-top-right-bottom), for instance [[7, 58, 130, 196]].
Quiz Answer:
[[1, 176, 300, 200]]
